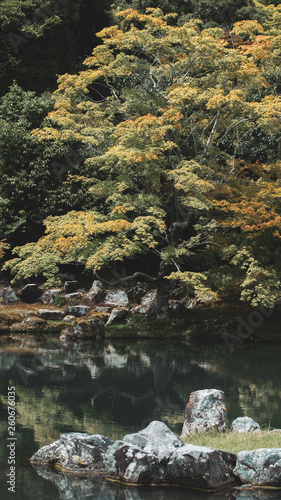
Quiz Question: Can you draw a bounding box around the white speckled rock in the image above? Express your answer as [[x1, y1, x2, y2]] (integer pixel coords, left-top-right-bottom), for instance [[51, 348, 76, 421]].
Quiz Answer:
[[104, 290, 129, 307], [167, 443, 237, 490], [30, 432, 113, 474], [181, 389, 228, 437], [122, 421, 183, 463], [235, 448, 281, 486], [231, 417, 261, 433], [104, 440, 165, 484], [104, 421, 183, 484]]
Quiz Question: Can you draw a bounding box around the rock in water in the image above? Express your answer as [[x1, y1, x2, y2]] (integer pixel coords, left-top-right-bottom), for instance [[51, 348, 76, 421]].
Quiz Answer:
[[105, 421, 183, 484], [105, 440, 164, 484], [105, 421, 237, 489], [167, 444, 237, 490], [181, 389, 229, 437], [123, 420, 183, 462], [30, 433, 113, 474], [235, 448, 281, 486]]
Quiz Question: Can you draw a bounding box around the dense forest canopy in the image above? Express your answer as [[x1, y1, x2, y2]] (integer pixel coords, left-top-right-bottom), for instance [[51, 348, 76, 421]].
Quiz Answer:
[[1, 0, 281, 313]]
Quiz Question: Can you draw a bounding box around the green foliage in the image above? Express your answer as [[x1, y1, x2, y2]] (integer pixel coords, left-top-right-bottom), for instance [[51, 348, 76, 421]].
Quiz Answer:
[[0, 83, 93, 243], [0, 0, 112, 94], [112, 0, 256, 28], [3, 242, 62, 288], [3, 5, 281, 311]]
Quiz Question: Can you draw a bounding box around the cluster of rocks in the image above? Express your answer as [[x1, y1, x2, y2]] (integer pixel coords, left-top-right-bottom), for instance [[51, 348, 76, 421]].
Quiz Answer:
[[0, 280, 158, 336], [30, 419, 281, 491], [30, 421, 237, 490], [182, 389, 262, 436], [30, 389, 281, 493]]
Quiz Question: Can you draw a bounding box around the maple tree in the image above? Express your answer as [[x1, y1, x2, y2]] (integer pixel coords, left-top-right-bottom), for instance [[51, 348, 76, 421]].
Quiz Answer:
[[5, 6, 281, 311]]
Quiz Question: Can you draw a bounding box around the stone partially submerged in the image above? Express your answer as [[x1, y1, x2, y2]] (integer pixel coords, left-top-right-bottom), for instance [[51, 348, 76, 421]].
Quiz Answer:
[[30, 421, 238, 490], [104, 421, 237, 488], [181, 389, 229, 437], [167, 444, 237, 490], [235, 448, 281, 486], [30, 432, 113, 474]]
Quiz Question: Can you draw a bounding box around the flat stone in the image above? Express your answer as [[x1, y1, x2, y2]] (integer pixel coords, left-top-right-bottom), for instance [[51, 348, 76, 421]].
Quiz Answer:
[[104, 290, 129, 307], [64, 293, 83, 302], [68, 305, 90, 316], [235, 448, 281, 486], [95, 306, 111, 313], [23, 316, 46, 326], [181, 389, 229, 437], [231, 417, 261, 433], [39, 309, 65, 321]]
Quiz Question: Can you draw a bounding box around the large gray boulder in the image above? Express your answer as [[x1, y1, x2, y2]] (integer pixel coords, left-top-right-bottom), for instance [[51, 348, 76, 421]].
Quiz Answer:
[[105, 440, 165, 484], [231, 417, 261, 433], [104, 421, 183, 485], [235, 448, 281, 486], [123, 421, 183, 462], [104, 421, 237, 489], [167, 444, 237, 490], [181, 389, 229, 437], [30, 432, 113, 474]]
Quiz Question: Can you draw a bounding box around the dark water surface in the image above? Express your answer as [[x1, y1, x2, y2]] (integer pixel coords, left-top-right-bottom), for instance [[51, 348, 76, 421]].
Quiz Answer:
[[1, 335, 281, 500]]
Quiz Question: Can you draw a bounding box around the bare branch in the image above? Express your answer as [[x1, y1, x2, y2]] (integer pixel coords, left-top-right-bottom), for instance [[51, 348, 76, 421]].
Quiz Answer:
[[94, 271, 157, 286]]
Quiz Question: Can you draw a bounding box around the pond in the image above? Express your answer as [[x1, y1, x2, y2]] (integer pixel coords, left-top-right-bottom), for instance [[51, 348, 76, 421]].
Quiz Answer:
[[1, 335, 281, 500]]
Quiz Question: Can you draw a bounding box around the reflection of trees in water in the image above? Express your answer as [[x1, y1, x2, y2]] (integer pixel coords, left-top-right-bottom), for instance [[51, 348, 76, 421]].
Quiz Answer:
[[237, 383, 281, 427], [1, 339, 281, 447]]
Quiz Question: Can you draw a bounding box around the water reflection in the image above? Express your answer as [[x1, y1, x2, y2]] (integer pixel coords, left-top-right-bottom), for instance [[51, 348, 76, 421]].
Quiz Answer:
[[1, 336, 281, 499]]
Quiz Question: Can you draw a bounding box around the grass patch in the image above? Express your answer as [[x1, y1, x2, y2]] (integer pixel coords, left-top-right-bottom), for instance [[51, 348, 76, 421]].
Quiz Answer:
[[183, 429, 281, 455]]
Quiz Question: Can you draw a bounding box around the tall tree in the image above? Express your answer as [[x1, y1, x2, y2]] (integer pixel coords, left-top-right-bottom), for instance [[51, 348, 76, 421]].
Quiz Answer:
[[5, 8, 281, 310]]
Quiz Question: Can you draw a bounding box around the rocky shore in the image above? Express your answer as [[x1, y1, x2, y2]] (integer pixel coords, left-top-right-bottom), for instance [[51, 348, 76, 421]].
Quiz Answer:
[[2, 278, 281, 341], [30, 390, 281, 494], [0, 279, 161, 337]]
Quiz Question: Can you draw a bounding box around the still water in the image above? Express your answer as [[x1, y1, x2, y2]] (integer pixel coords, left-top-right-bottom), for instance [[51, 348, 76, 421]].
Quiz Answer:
[[1, 335, 281, 500]]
